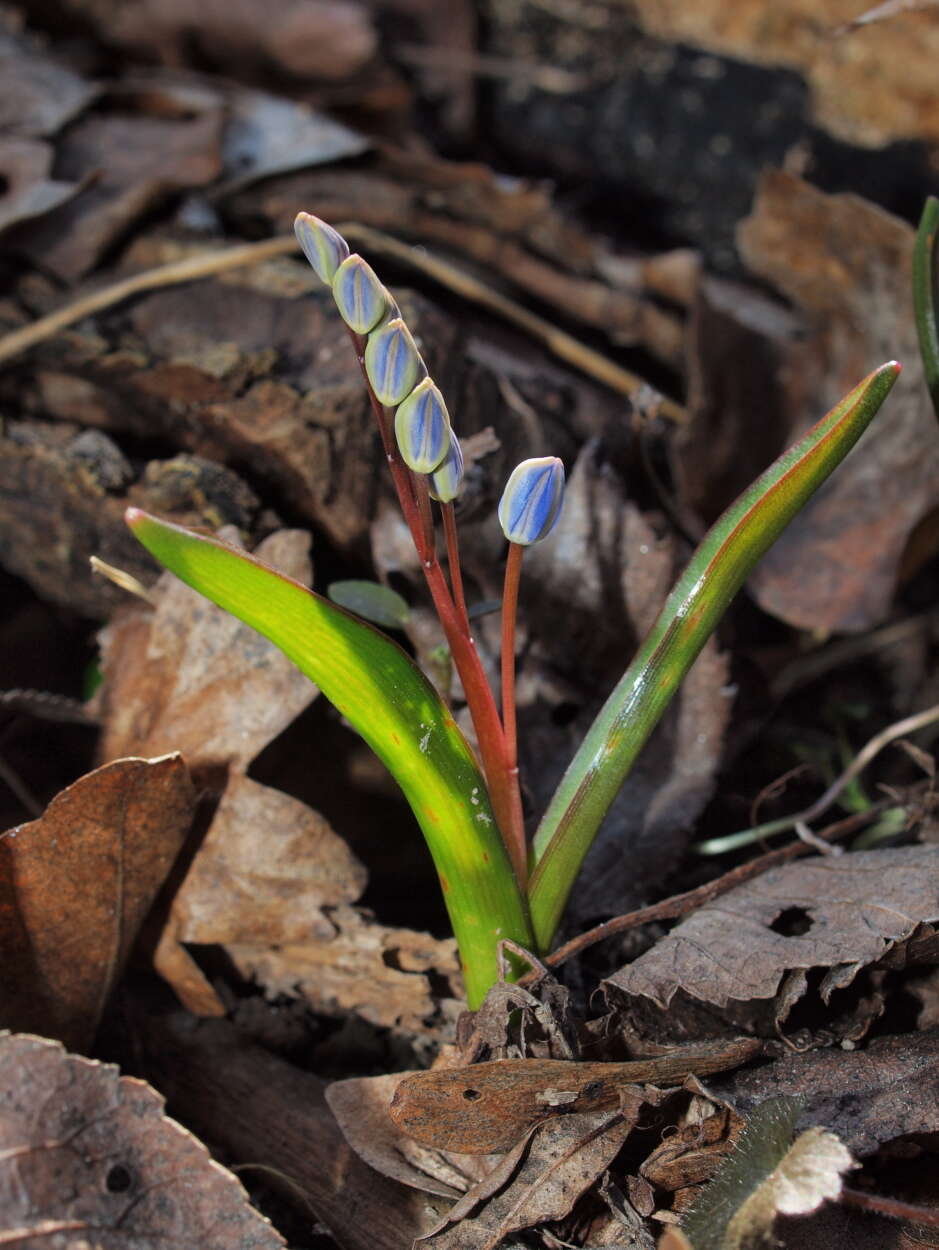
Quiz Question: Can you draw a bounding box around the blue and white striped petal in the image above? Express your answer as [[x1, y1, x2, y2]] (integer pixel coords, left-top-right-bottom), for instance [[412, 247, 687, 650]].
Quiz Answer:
[[428, 429, 465, 503], [395, 378, 450, 473], [332, 254, 389, 335], [364, 318, 424, 406], [497, 457, 565, 545], [294, 212, 350, 285]]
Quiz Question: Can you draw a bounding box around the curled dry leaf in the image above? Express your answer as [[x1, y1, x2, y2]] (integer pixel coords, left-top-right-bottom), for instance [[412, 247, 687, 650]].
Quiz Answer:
[[419, 1096, 645, 1250], [0, 137, 85, 236], [606, 847, 939, 1017], [0, 1032, 284, 1248], [96, 528, 318, 771], [0, 755, 194, 1051], [325, 1072, 473, 1199], [738, 171, 939, 632], [227, 904, 463, 1034]]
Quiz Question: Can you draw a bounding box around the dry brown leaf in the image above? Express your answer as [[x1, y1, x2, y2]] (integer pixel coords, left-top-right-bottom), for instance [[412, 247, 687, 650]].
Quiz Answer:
[[326, 1072, 473, 1199], [60, 0, 377, 80], [171, 774, 366, 944], [0, 137, 84, 235], [154, 773, 367, 1015], [737, 171, 939, 632], [0, 755, 194, 1052], [0, 1032, 284, 1248], [14, 83, 224, 279], [714, 1027, 939, 1157], [96, 528, 317, 771], [606, 847, 939, 1014], [419, 1097, 643, 1250], [227, 904, 463, 1034], [0, 30, 97, 138]]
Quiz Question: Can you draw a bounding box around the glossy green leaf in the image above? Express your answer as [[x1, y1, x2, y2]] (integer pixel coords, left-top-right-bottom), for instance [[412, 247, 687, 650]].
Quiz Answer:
[[528, 363, 900, 952], [913, 196, 939, 422], [327, 579, 411, 629], [126, 509, 533, 1005]]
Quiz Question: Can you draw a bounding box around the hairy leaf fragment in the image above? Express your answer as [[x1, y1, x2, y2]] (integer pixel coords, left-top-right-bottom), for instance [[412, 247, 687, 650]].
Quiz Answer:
[[0, 756, 194, 1050], [681, 1098, 854, 1250], [0, 1033, 284, 1248], [606, 847, 939, 1012]]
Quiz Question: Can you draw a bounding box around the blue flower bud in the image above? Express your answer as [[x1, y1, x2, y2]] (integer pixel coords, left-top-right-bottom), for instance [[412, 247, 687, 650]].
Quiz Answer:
[[498, 456, 565, 545], [364, 318, 424, 406], [428, 429, 465, 503], [332, 254, 389, 335], [394, 378, 450, 473], [294, 212, 350, 284]]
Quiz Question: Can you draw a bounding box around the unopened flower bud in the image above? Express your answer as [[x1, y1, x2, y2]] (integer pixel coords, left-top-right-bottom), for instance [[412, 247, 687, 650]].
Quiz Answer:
[[332, 254, 389, 335], [428, 429, 465, 503], [294, 212, 350, 284], [395, 378, 450, 473], [365, 318, 424, 406], [498, 456, 565, 545]]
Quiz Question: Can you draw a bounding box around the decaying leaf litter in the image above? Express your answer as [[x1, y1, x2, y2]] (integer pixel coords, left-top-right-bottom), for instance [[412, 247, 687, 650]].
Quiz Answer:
[[2, 2, 939, 1247]]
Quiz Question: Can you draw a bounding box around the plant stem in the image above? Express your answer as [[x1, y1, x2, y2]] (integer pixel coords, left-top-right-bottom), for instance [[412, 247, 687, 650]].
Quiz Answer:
[[441, 501, 470, 635], [501, 543, 524, 773], [348, 329, 528, 889], [499, 541, 528, 884]]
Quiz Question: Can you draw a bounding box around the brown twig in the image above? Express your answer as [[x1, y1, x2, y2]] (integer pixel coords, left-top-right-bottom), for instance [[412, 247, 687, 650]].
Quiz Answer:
[[541, 803, 889, 970], [841, 1186, 939, 1228]]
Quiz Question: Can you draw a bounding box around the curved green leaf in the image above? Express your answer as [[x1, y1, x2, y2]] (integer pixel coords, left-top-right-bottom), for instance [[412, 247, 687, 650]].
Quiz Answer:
[[126, 509, 533, 1006], [913, 196, 939, 422], [327, 579, 411, 629], [528, 363, 900, 951]]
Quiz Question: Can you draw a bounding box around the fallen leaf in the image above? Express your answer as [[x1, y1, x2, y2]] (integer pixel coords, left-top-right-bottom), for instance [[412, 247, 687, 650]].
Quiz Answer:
[[14, 82, 224, 278], [0, 1032, 284, 1247], [170, 773, 366, 945], [0, 756, 194, 1051], [713, 1028, 939, 1157], [0, 137, 85, 235], [96, 528, 318, 770], [153, 773, 367, 1014], [63, 0, 378, 81], [218, 87, 369, 195], [420, 1097, 643, 1250], [0, 418, 260, 618], [326, 1072, 471, 1198], [737, 171, 939, 632], [0, 30, 97, 138], [227, 904, 463, 1034], [606, 847, 939, 1019], [680, 1098, 854, 1250]]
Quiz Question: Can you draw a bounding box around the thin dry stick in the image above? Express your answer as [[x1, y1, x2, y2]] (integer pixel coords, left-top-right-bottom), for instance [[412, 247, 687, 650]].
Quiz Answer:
[[696, 701, 939, 856], [541, 802, 889, 970], [841, 1187, 939, 1228], [0, 225, 687, 421], [0, 237, 297, 365]]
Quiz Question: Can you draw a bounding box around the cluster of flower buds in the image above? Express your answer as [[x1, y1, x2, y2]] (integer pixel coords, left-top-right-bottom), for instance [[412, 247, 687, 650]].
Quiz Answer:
[[294, 212, 564, 541]]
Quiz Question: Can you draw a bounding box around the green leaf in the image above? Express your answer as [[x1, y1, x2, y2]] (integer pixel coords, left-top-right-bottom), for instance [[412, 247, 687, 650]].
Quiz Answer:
[[528, 363, 900, 952], [913, 196, 939, 422], [126, 509, 533, 1006], [327, 579, 411, 629]]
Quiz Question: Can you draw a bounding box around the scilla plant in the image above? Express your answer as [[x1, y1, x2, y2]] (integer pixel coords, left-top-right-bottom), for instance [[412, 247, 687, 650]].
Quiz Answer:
[[126, 212, 900, 1007]]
